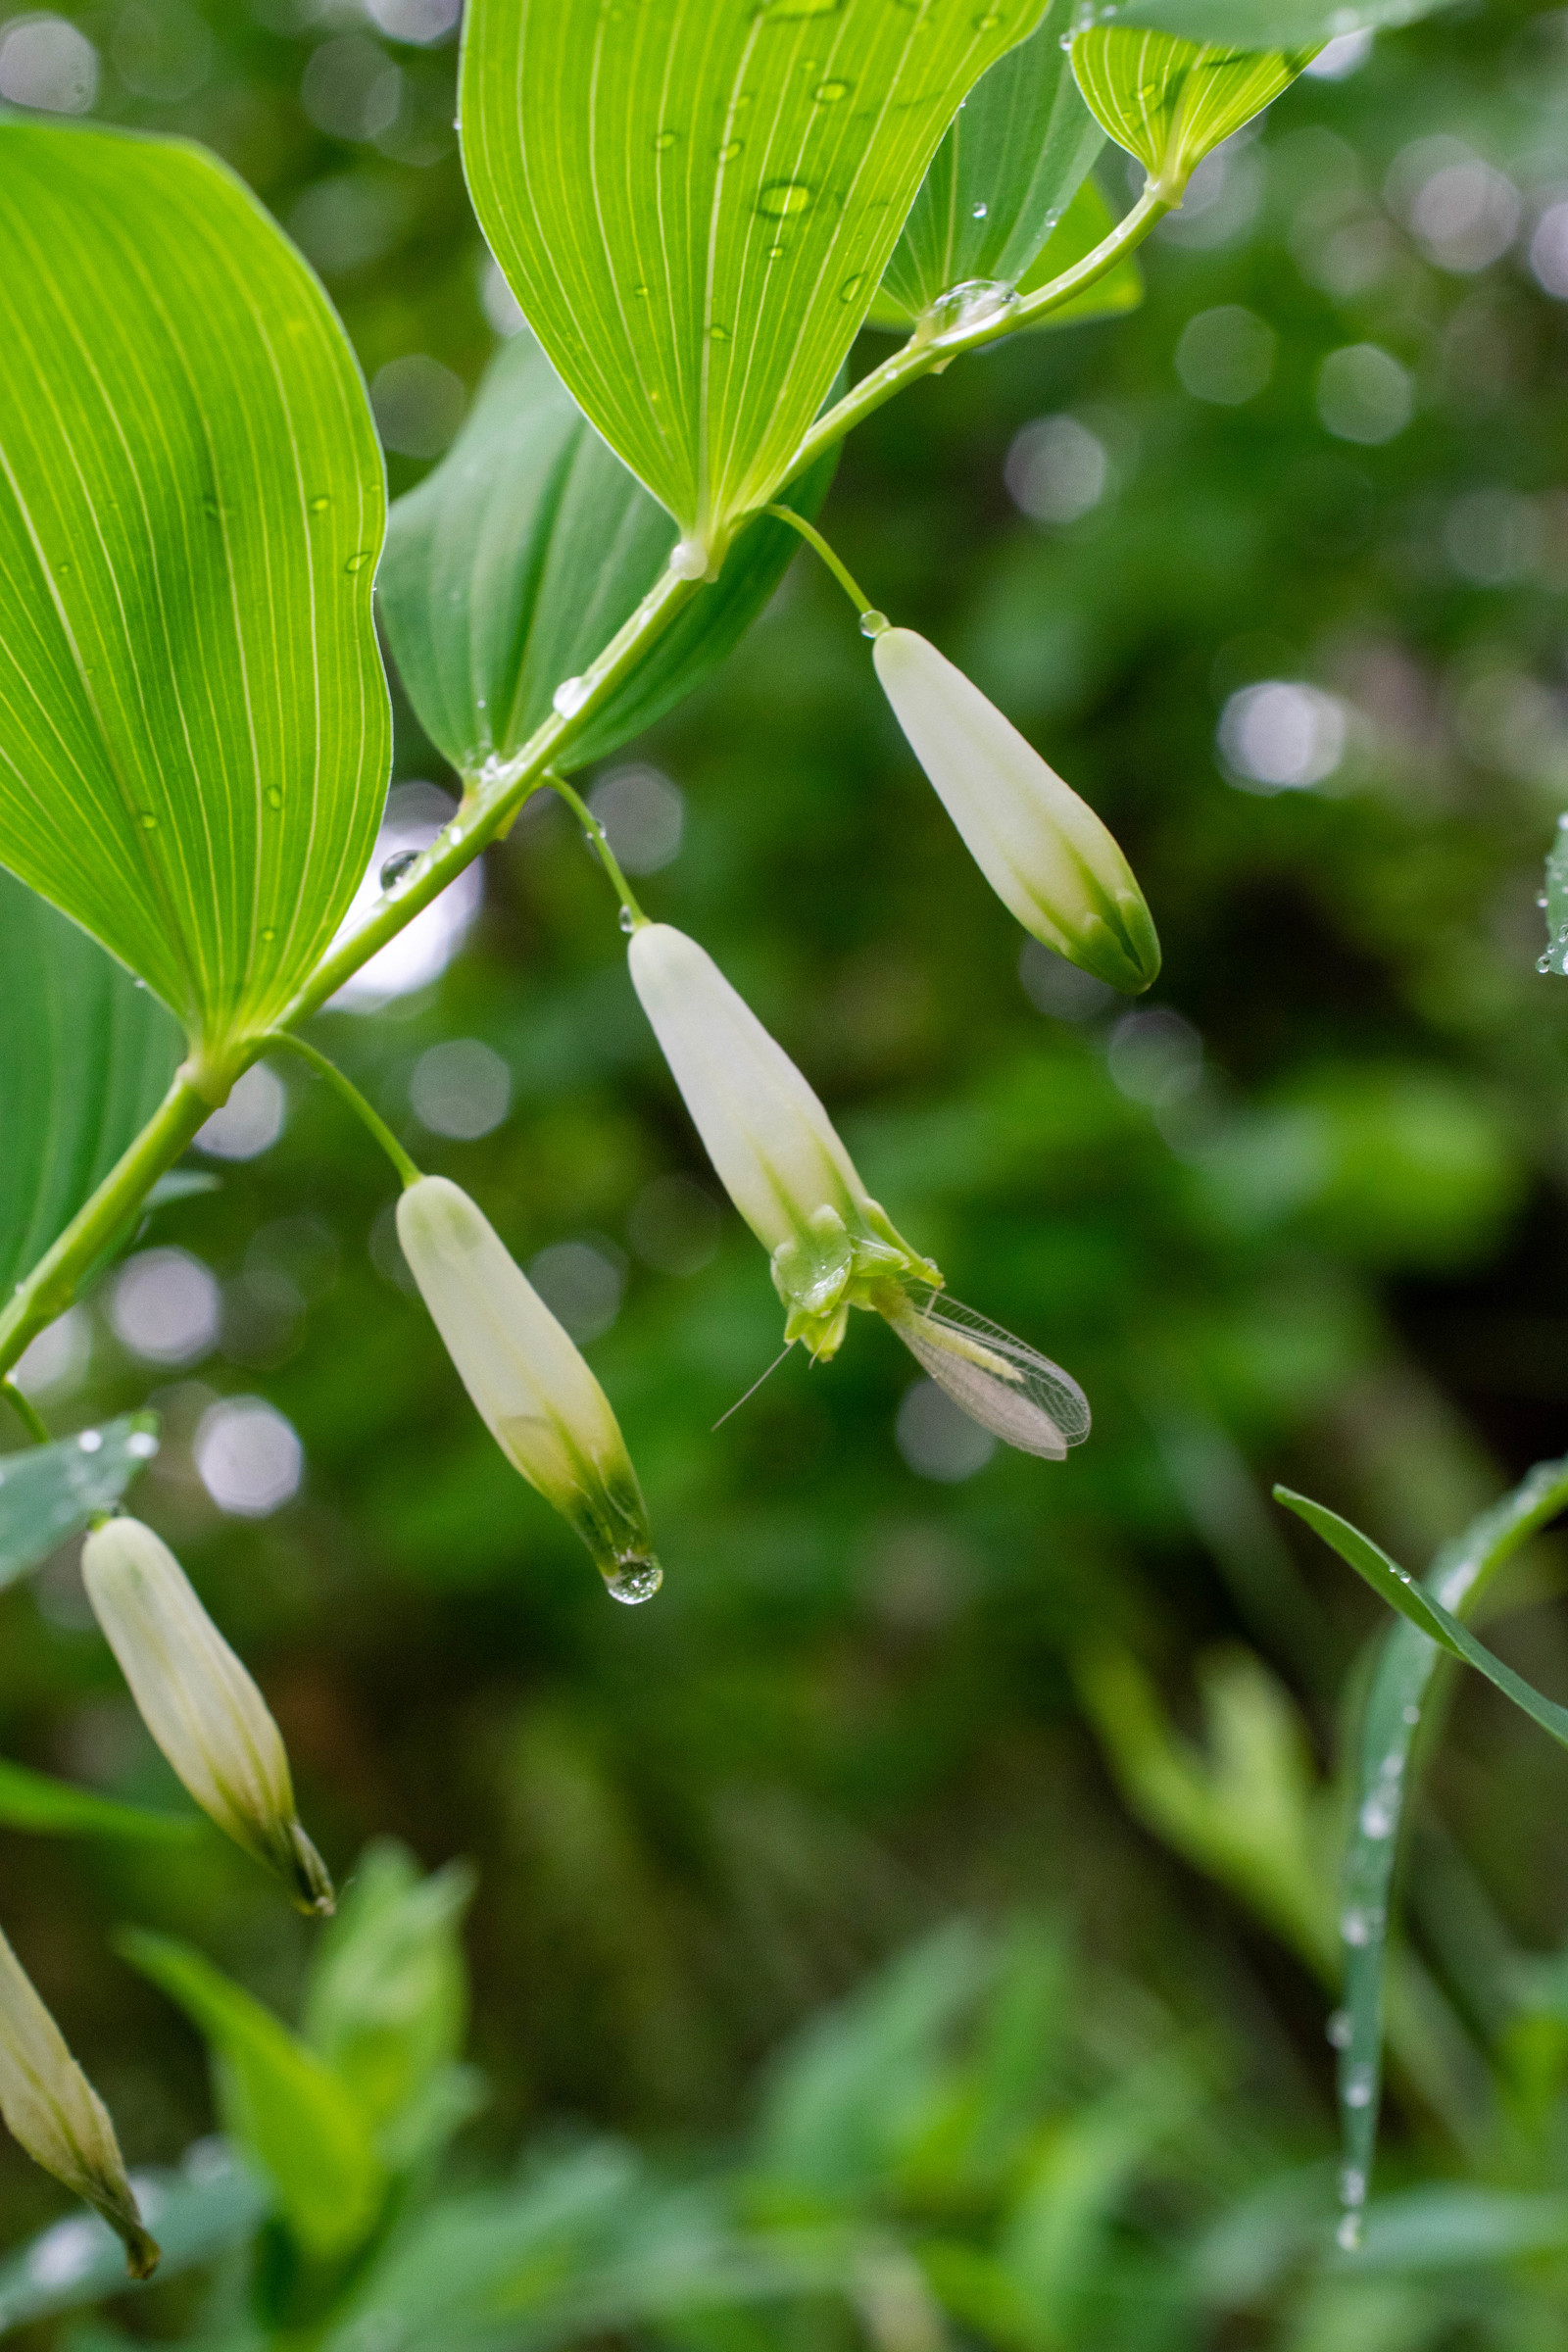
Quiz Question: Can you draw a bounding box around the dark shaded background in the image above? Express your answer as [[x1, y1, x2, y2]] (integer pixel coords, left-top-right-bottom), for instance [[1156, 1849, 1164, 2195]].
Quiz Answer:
[[3, 0, 1568, 2334]]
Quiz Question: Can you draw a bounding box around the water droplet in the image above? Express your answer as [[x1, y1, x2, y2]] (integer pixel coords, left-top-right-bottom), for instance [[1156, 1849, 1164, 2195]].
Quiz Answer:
[[1343, 2063, 1375, 2109], [654, 128, 679, 150], [56, 562, 70, 576], [553, 675, 592, 718], [1336, 2211, 1362, 2253], [126, 1431, 159, 1460], [136, 810, 158, 831], [1340, 2165, 1367, 2208], [1326, 2008, 1351, 2049], [935, 276, 1015, 333], [759, 179, 813, 218], [858, 609, 889, 638], [1401, 1703, 1420, 1724], [617, 905, 637, 934], [260, 926, 276, 943], [344, 551, 372, 573], [607, 1558, 662, 1603], [309, 493, 331, 513], [765, 243, 787, 259], [1340, 1906, 1377, 1947], [812, 77, 850, 100], [1538, 893, 1548, 907], [971, 200, 988, 219], [1358, 1797, 1394, 1838], [668, 538, 709, 580], [633, 282, 651, 298], [708, 322, 731, 342], [1540, 953, 1553, 973], [77, 1429, 102, 1453], [839, 272, 866, 302], [380, 848, 420, 890], [973, 7, 1003, 22], [718, 139, 744, 160], [266, 787, 283, 810]]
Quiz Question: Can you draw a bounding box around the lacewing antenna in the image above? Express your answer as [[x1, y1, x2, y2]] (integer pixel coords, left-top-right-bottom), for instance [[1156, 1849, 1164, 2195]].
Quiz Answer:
[[711, 1343, 795, 1432]]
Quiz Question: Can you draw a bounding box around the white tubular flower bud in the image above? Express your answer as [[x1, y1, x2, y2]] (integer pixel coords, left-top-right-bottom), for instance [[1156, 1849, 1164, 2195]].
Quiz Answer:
[[628, 923, 938, 1357], [871, 627, 1160, 995], [80, 1519, 333, 1916], [0, 1925, 158, 2278], [396, 1177, 662, 1603]]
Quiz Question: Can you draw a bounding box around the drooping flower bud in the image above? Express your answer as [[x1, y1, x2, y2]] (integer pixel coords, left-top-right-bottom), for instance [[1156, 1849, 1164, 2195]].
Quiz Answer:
[[396, 1176, 662, 1602], [870, 626, 1159, 994], [80, 1518, 333, 1916], [628, 923, 1091, 1456], [0, 1924, 159, 2278]]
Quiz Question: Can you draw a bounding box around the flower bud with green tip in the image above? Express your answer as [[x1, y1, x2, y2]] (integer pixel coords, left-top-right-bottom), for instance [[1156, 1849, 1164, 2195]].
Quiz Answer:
[[871, 626, 1159, 993], [81, 1518, 333, 1915], [0, 1924, 159, 2278], [628, 923, 1091, 1457], [396, 1176, 662, 1602]]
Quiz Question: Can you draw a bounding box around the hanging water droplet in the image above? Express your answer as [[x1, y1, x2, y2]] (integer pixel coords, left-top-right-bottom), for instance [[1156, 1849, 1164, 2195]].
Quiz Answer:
[[344, 551, 372, 573], [380, 848, 420, 890], [266, 787, 284, 810], [617, 905, 637, 934], [971, 200, 988, 219], [758, 180, 813, 218], [812, 77, 850, 101], [309, 493, 331, 513], [553, 675, 592, 718], [1326, 2008, 1352, 2049], [606, 1559, 662, 1603], [858, 609, 889, 638]]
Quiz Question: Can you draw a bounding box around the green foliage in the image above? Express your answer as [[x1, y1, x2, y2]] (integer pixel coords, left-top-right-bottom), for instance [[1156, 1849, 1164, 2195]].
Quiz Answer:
[[0, 1759, 193, 1845], [0, 122, 389, 1065], [0, 872, 181, 1298], [876, 0, 1103, 329], [460, 0, 1043, 545], [1101, 0, 1452, 49], [0, 1413, 158, 1586], [1069, 26, 1314, 198], [378, 331, 838, 782]]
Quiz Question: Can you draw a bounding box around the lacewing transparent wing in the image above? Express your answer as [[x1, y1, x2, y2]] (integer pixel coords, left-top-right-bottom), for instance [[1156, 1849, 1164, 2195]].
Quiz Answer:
[[888, 1288, 1091, 1460]]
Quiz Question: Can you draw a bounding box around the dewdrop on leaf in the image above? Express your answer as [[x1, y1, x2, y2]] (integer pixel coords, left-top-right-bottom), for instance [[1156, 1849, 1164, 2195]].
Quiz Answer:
[[628, 923, 1090, 1454], [0, 1925, 158, 2278], [81, 1519, 333, 1915], [871, 627, 1160, 994], [396, 1177, 662, 1603]]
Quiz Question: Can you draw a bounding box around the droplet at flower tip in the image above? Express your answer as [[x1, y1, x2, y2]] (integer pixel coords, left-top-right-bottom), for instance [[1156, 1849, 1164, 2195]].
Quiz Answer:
[[628, 922, 1090, 1458], [80, 1518, 333, 1914], [397, 1177, 662, 1596], [871, 626, 1160, 995]]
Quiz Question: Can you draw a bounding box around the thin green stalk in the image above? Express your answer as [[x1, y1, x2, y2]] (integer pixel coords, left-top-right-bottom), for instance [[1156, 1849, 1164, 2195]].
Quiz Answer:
[[0, 1381, 49, 1446], [0, 1071, 213, 1382], [781, 184, 1169, 490], [761, 507, 880, 623], [262, 1034, 421, 1188], [546, 774, 649, 929]]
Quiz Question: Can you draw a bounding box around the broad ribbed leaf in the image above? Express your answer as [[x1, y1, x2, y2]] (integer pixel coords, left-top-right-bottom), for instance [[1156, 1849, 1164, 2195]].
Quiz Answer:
[[0, 122, 390, 1063], [865, 173, 1142, 337], [0, 1413, 159, 1586], [379, 332, 837, 781], [0, 870, 181, 1296], [877, 0, 1102, 329], [1069, 26, 1311, 198], [0, 1756, 194, 1842], [1327, 1458, 1568, 2237], [461, 0, 1045, 549], [1100, 0, 1444, 46], [119, 1930, 385, 2263]]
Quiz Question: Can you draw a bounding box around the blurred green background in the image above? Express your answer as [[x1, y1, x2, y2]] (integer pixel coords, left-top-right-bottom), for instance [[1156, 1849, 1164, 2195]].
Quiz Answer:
[[5, 0, 1568, 2340]]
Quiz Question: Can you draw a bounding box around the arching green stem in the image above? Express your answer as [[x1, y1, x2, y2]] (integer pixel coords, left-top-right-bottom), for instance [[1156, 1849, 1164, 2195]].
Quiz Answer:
[[761, 507, 881, 627], [0, 1381, 49, 1446], [261, 1034, 422, 1189], [546, 773, 649, 930]]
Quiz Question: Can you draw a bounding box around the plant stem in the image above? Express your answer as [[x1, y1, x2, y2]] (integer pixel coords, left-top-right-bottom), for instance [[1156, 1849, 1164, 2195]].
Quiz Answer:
[[261, 1035, 422, 1188], [546, 774, 649, 929], [0, 1071, 213, 1381], [781, 185, 1169, 490], [761, 507, 879, 622], [0, 1382, 50, 1446]]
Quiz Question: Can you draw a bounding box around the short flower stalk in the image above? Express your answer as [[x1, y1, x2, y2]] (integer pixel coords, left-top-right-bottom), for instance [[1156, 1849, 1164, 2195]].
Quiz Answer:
[[0, 1926, 158, 2278], [81, 1519, 334, 1916], [397, 1176, 662, 1603], [629, 924, 1089, 1457]]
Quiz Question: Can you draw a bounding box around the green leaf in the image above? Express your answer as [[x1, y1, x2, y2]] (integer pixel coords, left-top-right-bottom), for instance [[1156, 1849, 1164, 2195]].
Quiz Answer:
[[378, 331, 838, 782], [1543, 815, 1568, 978], [1326, 1457, 1568, 2235], [0, 122, 389, 1067], [0, 870, 182, 1298], [0, 1413, 159, 1587], [0, 2141, 267, 2332], [118, 1930, 386, 2263], [1068, 26, 1312, 200], [461, 0, 1047, 551], [1097, 0, 1450, 51], [1276, 1486, 1568, 1753], [874, 0, 1103, 330], [303, 1838, 476, 2161], [0, 1755, 195, 1843]]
